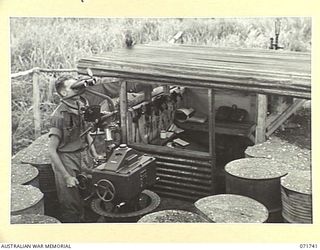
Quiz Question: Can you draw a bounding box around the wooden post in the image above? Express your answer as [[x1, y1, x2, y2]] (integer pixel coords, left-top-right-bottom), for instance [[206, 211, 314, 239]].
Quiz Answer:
[[120, 81, 128, 144], [255, 94, 268, 144], [144, 85, 152, 101], [127, 109, 133, 144], [208, 88, 216, 193], [47, 76, 55, 102], [32, 68, 41, 139], [208, 89, 215, 158]]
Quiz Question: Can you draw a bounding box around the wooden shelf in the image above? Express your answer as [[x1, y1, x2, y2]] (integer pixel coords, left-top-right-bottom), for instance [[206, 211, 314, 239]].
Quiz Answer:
[[175, 120, 256, 138]]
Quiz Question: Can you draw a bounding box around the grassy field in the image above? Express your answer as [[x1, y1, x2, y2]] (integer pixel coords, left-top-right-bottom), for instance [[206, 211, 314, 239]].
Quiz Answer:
[[10, 17, 311, 154]]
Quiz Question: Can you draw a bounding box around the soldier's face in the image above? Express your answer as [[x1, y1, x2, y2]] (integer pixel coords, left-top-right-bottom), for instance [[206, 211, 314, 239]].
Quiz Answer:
[[60, 79, 80, 100]]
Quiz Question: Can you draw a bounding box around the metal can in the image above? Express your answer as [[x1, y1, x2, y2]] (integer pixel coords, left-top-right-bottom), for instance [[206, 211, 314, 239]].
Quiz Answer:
[[160, 130, 166, 139]]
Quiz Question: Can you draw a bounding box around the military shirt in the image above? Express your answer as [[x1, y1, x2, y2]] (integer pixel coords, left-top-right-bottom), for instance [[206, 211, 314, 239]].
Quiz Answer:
[[49, 102, 88, 153]]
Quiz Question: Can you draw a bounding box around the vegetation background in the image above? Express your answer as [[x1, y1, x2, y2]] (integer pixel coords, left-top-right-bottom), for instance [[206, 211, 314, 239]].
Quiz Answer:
[[10, 17, 311, 155]]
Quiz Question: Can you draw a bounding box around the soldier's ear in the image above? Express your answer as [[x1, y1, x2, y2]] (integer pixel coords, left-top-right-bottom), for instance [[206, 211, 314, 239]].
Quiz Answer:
[[60, 90, 67, 97]]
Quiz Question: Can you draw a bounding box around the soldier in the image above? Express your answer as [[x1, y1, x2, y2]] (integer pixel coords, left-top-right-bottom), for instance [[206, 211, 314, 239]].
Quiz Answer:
[[48, 75, 101, 223]]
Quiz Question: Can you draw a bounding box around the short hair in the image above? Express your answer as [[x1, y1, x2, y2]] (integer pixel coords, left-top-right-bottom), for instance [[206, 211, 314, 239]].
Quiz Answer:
[[55, 75, 77, 96]]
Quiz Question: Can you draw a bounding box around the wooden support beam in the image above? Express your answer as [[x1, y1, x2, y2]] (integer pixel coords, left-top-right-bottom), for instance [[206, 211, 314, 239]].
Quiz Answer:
[[119, 81, 128, 144], [11, 68, 35, 78], [32, 70, 41, 139], [208, 89, 215, 158], [127, 109, 134, 144], [144, 85, 153, 101], [266, 113, 281, 128], [266, 99, 306, 137], [208, 88, 216, 194], [255, 94, 268, 144], [11, 67, 78, 78]]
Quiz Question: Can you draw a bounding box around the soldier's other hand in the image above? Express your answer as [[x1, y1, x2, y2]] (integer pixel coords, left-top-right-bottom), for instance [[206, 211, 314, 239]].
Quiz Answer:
[[96, 154, 105, 160], [93, 154, 105, 163], [65, 176, 79, 188]]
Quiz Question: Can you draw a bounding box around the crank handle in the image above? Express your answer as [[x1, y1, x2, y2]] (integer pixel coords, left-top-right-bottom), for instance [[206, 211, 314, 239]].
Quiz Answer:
[[83, 191, 96, 201], [116, 202, 126, 208]]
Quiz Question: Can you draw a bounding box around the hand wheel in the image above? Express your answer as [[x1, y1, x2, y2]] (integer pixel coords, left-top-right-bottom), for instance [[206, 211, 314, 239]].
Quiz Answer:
[[77, 173, 89, 190], [94, 179, 116, 202]]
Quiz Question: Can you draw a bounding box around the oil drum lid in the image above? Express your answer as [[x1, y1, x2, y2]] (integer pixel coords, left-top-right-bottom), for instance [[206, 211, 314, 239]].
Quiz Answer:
[[137, 210, 208, 223], [11, 133, 51, 165], [11, 163, 39, 185], [11, 214, 60, 224], [225, 158, 288, 180], [11, 185, 44, 213], [281, 170, 311, 195], [245, 137, 310, 171], [194, 194, 269, 223]]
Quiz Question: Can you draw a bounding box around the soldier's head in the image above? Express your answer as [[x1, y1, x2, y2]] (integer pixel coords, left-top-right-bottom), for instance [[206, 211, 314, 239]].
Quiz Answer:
[[55, 75, 81, 100]]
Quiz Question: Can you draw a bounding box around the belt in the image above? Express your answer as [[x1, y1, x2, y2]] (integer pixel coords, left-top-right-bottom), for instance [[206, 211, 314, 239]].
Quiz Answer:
[[58, 146, 88, 154]]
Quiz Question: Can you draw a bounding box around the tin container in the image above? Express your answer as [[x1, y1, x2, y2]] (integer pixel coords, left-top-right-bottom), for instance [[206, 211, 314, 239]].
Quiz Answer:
[[194, 194, 269, 223], [138, 209, 208, 223], [160, 130, 167, 139], [11, 184, 44, 216], [11, 214, 61, 224], [11, 163, 39, 187], [281, 170, 312, 223], [225, 158, 288, 222]]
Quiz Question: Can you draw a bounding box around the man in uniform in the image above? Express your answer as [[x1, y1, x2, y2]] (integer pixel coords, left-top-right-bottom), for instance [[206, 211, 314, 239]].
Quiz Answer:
[[48, 75, 100, 223]]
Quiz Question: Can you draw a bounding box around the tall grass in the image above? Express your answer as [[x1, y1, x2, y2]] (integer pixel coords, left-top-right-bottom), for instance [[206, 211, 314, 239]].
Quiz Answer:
[[10, 17, 311, 154]]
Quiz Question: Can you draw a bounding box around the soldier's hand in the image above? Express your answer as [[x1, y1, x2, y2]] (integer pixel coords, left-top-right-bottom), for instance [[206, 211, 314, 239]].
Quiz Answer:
[[96, 154, 105, 160], [93, 154, 105, 164], [65, 176, 79, 188]]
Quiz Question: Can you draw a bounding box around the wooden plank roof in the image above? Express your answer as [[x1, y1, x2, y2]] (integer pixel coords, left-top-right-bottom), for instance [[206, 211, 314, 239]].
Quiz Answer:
[[77, 43, 311, 99]]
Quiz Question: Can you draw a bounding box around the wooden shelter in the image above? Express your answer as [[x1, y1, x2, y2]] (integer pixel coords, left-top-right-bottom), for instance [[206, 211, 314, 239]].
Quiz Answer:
[[77, 43, 311, 201]]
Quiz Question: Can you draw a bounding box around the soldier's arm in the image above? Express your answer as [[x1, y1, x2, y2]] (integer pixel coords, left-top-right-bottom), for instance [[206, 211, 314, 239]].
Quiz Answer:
[[86, 133, 100, 159], [48, 134, 79, 187]]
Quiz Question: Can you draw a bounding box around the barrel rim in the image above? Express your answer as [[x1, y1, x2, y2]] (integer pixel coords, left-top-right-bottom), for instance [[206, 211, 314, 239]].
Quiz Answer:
[[11, 163, 39, 185], [11, 184, 44, 212], [10, 214, 60, 224], [225, 170, 288, 181], [224, 158, 288, 180], [138, 209, 209, 223], [194, 194, 269, 223]]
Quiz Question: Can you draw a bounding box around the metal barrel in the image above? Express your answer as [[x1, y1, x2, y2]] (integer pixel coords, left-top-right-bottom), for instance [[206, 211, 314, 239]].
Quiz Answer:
[[137, 210, 209, 223], [11, 163, 39, 187], [30, 163, 59, 218], [33, 163, 57, 193], [11, 214, 61, 224], [224, 158, 288, 223], [281, 170, 312, 223], [194, 194, 269, 223], [11, 184, 44, 216], [11, 133, 59, 217], [244, 137, 311, 171]]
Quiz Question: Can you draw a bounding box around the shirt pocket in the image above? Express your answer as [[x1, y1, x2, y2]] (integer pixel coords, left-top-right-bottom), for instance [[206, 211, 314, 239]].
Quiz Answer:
[[63, 112, 81, 143]]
